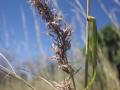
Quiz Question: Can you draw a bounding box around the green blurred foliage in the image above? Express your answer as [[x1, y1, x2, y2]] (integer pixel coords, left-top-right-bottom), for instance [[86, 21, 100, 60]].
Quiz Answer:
[[98, 25, 120, 78]]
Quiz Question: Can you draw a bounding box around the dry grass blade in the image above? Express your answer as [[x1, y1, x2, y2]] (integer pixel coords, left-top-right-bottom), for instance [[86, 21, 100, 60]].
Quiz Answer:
[[17, 67, 58, 90], [0, 53, 17, 75], [97, 0, 119, 28], [37, 76, 58, 90], [0, 65, 38, 90]]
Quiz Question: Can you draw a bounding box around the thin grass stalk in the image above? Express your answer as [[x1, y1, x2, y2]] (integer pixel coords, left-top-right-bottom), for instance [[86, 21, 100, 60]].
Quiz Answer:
[[21, 8, 29, 56], [2, 16, 9, 49], [84, 21, 89, 88], [0, 53, 16, 75], [0, 65, 38, 90], [17, 67, 58, 90], [32, 9, 47, 68], [84, 16, 98, 90], [84, 0, 91, 88], [97, 0, 119, 29], [70, 0, 86, 44]]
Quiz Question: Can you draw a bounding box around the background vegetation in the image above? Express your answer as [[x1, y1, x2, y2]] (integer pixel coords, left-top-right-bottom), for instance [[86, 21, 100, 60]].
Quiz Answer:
[[0, 0, 120, 90]]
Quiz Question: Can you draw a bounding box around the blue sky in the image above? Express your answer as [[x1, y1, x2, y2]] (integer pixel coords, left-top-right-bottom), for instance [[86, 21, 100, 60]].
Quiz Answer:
[[0, 0, 120, 62]]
